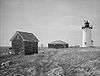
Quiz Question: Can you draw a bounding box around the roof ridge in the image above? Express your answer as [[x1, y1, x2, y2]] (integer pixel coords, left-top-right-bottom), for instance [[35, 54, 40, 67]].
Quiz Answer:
[[17, 31, 33, 34], [10, 31, 39, 42], [49, 40, 68, 44]]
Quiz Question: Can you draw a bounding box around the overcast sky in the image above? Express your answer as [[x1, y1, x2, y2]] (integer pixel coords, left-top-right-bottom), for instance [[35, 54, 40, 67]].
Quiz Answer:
[[0, 0, 100, 47]]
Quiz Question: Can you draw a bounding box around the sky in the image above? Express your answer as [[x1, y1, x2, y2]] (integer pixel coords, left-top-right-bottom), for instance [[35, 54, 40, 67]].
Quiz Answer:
[[0, 0, 100, 47]]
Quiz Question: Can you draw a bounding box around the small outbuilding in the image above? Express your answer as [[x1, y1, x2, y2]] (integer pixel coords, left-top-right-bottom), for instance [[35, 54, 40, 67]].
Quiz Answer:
[[48, 40, 69, 49], [10, 31, 39, 55]]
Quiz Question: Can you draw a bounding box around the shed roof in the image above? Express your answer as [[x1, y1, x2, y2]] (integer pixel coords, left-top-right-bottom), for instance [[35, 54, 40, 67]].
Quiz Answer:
[[49, 40, 68, 44], [10, 31, 39, 42]]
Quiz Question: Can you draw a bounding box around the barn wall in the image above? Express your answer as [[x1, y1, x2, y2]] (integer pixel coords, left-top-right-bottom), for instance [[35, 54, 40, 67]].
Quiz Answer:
[[48, 44, 54, 48], [24, 41, 38, 55], [12, 34, 24, 54], [48, 44, 69, 49]]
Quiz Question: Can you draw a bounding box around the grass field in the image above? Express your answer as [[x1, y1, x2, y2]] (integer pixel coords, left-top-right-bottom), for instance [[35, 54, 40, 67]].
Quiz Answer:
[[0, 47, 100, 76]]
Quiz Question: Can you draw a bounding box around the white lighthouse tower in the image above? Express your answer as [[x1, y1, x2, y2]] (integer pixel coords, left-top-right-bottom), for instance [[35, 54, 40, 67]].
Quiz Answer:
[[82, 20, 93, 47]]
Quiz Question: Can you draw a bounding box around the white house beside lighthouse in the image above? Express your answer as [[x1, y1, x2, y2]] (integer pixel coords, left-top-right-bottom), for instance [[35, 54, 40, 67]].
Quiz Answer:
[[82, 20, 93, 47]]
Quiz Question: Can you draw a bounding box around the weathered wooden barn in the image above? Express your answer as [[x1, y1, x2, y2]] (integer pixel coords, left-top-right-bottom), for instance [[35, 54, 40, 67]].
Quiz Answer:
[[48, 40, 69, 49], [10, 31, 39, 55]]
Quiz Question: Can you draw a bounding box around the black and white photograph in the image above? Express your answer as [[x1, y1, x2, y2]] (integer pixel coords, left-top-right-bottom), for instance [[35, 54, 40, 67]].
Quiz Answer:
[[0, 0, 100, 76]]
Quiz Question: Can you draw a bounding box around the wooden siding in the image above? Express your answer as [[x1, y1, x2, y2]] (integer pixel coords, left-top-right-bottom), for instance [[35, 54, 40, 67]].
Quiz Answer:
[[48, 44, 68, 49], [12, 34, 24, 54], [11, 32, 39, 55], [24, 41, 38, 55]]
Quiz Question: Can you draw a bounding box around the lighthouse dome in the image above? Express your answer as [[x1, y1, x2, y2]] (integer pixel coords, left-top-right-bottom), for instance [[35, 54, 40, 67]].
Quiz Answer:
[[84, 21, 89, 28], [82, 20, 92, 29]]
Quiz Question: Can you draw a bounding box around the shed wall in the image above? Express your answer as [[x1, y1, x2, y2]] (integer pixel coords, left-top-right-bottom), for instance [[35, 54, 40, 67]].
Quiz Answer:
[[24, 41, 38, 55], [12, 34, 38, 55], [12, 34, 24, 54]]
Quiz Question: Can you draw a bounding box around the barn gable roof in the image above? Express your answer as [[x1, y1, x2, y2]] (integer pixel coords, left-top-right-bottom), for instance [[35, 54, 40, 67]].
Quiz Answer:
[[10, 31, 39, 42], [49, 40, 68, 44]]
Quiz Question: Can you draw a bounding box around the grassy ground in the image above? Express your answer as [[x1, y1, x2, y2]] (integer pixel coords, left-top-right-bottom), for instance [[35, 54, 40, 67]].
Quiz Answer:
[[0, 47, 100, 76]]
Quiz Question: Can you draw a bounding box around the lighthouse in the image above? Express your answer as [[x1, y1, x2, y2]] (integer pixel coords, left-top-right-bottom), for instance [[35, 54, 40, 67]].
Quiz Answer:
[[82, 20, 93, 47]]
